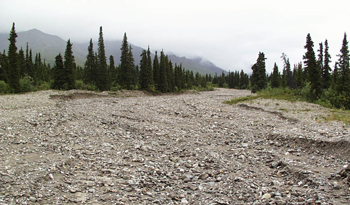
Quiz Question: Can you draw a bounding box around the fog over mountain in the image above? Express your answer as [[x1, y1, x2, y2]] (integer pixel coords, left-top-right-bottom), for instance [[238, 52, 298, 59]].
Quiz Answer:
[[0, 29, 226, 75]]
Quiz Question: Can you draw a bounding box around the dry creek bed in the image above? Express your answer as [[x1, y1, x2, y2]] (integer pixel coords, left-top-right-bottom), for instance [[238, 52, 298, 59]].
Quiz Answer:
[[0, 88, 349, 204]]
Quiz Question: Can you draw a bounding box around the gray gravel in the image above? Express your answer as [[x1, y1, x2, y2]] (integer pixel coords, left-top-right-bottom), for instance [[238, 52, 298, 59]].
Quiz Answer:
[[0, 88, 349, 204]]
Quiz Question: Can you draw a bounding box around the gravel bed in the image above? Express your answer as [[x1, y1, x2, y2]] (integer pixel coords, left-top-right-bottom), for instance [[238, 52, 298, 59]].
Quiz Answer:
[[0, 88, 349, 204]]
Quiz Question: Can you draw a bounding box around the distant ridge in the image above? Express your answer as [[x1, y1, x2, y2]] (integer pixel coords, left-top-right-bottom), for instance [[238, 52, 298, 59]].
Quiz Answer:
[[0, 29, 227, 75]]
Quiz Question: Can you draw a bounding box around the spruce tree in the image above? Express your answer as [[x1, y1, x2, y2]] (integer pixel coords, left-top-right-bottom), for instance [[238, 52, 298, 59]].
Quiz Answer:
[[251, 52, 267, 92], [147, 46, 153, 86], [323, 39, 332, 89], [0, 52, 8, 82], [295, 62, 305, 89], [128, 45, 137, 87], [281, 53, 296, 89], [109, 55, 116, 84], [303, 33, 321, 100], [335, 33, 350, 108], [167, 58, 174, 92], [52, 54, 65, 90], [84, 39, 95, 85], [7, 23, 20, 93], [25, 43, 34, 79], [153, 51, 160, 89], [139, 50, 149, 90], [139, 46, 153, 90], [158, 50, 168, 92], [119, 33, 134, 89], [271, 63, 280, 88], [64, 39, 76, 89], [18, 48, 25, 78], [97, 27, 109, 90]]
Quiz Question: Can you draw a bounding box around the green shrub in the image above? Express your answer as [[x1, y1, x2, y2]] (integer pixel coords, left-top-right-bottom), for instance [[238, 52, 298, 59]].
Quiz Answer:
[[19, 75, 33, 93], [75, 80, 86, 90], [36, 81, 50, 91], [0, 81, 11, 94]]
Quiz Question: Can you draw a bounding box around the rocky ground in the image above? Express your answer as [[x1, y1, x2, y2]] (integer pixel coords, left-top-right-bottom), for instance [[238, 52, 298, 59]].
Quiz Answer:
[[0, 88, 349, 205]]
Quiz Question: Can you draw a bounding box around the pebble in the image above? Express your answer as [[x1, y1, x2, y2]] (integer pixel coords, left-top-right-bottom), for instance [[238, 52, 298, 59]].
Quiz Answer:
[[0, 89, 348, 204]]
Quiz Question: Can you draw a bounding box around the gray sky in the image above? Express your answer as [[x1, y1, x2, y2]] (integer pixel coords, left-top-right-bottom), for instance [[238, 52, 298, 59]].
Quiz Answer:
[[1, 0, 349, 73]]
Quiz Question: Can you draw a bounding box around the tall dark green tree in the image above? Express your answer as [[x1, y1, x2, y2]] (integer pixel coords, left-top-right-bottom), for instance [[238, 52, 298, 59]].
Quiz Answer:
[[7, 23, 20, 93], [153, 51, 160, 88], [158, 50, 168, 92], [167, 58, 174, 92], [109, 55, 117, 84], [303, 33, 321, 100], [271, 63, 280, 88], [97, 27, 109, 90], [281, 53, 296, 89], [25, 43, 34, 79], [64, 39, 76, 89], [251, 52, 267, 92], [119, 33, 134, 89], [128, 45, 138, 87], [335, 33, 350, 108], [18, 48, 26, 78], [295, 62, 305, 89], [323, 39, 332, 89], [84, 39, 95, 85], [0, 51, 8, 82], [52, 53, 65, 90], [139, 48, 153, 90], [147, 47, 153, 85]]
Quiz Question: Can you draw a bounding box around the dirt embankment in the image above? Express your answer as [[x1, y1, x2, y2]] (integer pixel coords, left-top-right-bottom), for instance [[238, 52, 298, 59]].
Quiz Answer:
[[0, 88, 349, 204]]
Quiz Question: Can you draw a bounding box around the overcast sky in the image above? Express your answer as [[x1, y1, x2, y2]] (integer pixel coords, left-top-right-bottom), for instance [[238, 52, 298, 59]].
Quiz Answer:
[[1, 0, 349, 73]]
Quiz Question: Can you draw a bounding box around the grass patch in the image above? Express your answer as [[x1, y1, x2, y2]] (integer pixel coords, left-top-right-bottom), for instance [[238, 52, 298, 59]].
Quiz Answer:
[[224, 87, 306, 106], [322, 110, 350, 124], [256, 87, 306, 102], [224, 95, 259, 105]]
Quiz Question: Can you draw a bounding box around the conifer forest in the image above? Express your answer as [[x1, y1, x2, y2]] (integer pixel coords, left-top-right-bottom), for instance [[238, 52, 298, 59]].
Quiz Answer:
[[1, 23, 350, 109]]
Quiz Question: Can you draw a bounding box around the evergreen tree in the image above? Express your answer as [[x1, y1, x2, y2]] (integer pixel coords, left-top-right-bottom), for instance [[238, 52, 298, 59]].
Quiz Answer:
[[119, 33, 134, 89], [7, 23, 20, 93], [109, 55, 117, 84], [335, 33, 350, 108], [303, 33, 321, 100], [271, 63, 280, 88], [84, 39, 95, 85], [0, 52, 8, 82], [34, 53, 43, 84], [317, 42, 324, 80], [25, 43, 34, 79], [147, 47, 153, 85], [295, 62, 305, 89], [139, 50, 148, 90], [18, 48, 25, 78], [323, 39, 332, 89], [97, 27, 109, 90], [251, 52, 267, 92], [139, 49, 154, 90], [281, 53, 296, 89], [64, 39, 76, 89], [158, 50, 168, 92], [153, 51, 160, 88], [167, 58, 174, 92], [128, 45, 137, 87], [52, 54, 65, 89]]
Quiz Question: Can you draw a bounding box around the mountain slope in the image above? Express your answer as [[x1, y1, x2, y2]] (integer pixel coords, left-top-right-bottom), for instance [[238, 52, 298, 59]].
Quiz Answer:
[[0, 29, 226, 75]]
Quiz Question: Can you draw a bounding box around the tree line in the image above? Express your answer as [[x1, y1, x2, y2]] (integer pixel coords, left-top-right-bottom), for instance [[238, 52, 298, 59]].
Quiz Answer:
[[0, 23, 250, 94], [2, 23, 349, 109], [249, 33, 350, 109]]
